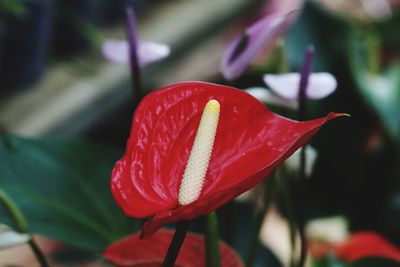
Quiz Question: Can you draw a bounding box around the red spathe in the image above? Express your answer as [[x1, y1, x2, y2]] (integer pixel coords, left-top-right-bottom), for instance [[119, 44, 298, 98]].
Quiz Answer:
[[334, 231, 400, 262], [102, 230, 244, 267], [110, 81, 343, 238]]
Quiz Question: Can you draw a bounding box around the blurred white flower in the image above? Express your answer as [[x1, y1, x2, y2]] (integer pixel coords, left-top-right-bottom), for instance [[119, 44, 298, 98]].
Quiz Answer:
[[245, 87, 298, 109], [102, 40, 170, 67], [102, 7, 170, 68], [264, 72, 337, 100], [306, 216, 349, 243], [0, 225, 30, 250]]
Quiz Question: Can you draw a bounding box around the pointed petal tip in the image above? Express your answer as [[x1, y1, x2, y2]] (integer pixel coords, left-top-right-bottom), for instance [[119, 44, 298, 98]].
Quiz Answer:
[[330, 112, 351, 119], [323, 113, 351, 123], [102, 39, 130, 65]]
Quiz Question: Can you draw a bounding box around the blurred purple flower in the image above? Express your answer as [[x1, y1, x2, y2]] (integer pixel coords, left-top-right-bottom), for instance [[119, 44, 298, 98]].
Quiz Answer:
[[220, 0, 305, 81], [262, 0, 305, 16], [102, 7, 170, 67], [220, 14, 288, 80]]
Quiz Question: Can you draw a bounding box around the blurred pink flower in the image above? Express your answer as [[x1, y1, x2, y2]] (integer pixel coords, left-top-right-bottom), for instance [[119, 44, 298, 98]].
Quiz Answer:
[[221, 0, 306, 81], [262, 0, 305, 16], [221, 13, 294, 80]]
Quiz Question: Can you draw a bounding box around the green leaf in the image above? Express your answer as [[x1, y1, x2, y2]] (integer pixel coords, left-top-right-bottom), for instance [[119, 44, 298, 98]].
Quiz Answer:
[[0, 134, 138, 252], [349, 31, 400, 142], [285, 2, 349, 71]]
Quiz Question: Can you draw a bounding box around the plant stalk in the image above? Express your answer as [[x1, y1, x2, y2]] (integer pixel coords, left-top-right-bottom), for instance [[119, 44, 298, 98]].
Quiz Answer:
[[29, 238, 50, 267], [296, 46, 314, 267], [245, 174, 275, 267], [130, 56, 142, 106], [205, 212, 221, 267], [162, 220, 191, 267], [125, 6, 143, 106], [0, 190, 50, 267]]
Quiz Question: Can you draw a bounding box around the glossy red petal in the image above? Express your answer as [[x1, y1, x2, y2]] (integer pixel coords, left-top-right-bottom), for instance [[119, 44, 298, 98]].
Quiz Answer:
[[102, 230, 244, 267], [334, 231, 400, 262], [110, 81, 344, 236]]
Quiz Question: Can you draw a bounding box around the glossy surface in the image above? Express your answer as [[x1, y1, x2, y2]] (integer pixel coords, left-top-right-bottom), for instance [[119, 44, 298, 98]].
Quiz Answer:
[[111, 82, 341, 238], [102, 230, 243, 267]]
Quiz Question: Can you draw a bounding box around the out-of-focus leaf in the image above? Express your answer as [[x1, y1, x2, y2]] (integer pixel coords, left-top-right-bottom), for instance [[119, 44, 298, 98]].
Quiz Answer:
[[285, 2, 349, 71], [0, 134, 137, 252], [346, 257, 400, 267], [349, 32, 400, 142]]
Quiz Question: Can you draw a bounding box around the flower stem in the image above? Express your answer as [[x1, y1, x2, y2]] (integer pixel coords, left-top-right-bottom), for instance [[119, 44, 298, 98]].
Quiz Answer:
[[297, 147, 307, 267], [130, 56, 142, 106], [364, 28, 380, 74], [28, 238, 50, 267], [298, 46, 314, 121], [277, 39, 289, 73], [245, 175, 275, 267], [296, 46, 314, 267], [0, 189, 29, 233], [0, 190, 50, 267], [162, 220, 191, 267], [205, 212, 221, 267], [125, 6, 143, 105]]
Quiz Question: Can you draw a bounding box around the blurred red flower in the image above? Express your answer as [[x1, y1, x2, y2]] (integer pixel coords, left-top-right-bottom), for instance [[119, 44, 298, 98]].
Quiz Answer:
[[111, 82, 342, 238], [102, 230, 243, 267], [334, 231, 400, 262]]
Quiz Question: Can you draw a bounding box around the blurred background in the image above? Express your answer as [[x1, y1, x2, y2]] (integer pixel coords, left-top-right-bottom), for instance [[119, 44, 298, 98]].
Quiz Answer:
[[0, 0, 399, 266]]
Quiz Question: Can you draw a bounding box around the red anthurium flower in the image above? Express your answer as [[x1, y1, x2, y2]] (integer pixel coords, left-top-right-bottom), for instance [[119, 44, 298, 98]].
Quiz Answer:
[[334, 231, 400, 262], [111, 82, 343, 238], [103, 230, 243, 267]]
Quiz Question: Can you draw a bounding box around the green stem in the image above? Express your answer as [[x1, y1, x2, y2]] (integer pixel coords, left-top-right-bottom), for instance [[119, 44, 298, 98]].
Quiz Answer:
[[0, 189, 29, 232], [364, 29, 380, 74], [296, 47, 314, 267], [162, 221, 191, 267], [245, 175, 275, 267], [205, 212, 221, 267], [277, 39, 289, 73], [297, 148, 307, 267], [0, 190, 50, 267], [276, 167, 297, 267]]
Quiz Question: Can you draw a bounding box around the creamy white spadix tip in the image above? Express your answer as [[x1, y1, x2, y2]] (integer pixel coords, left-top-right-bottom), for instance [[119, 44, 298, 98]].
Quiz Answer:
[[178, 99, 220, 205]]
